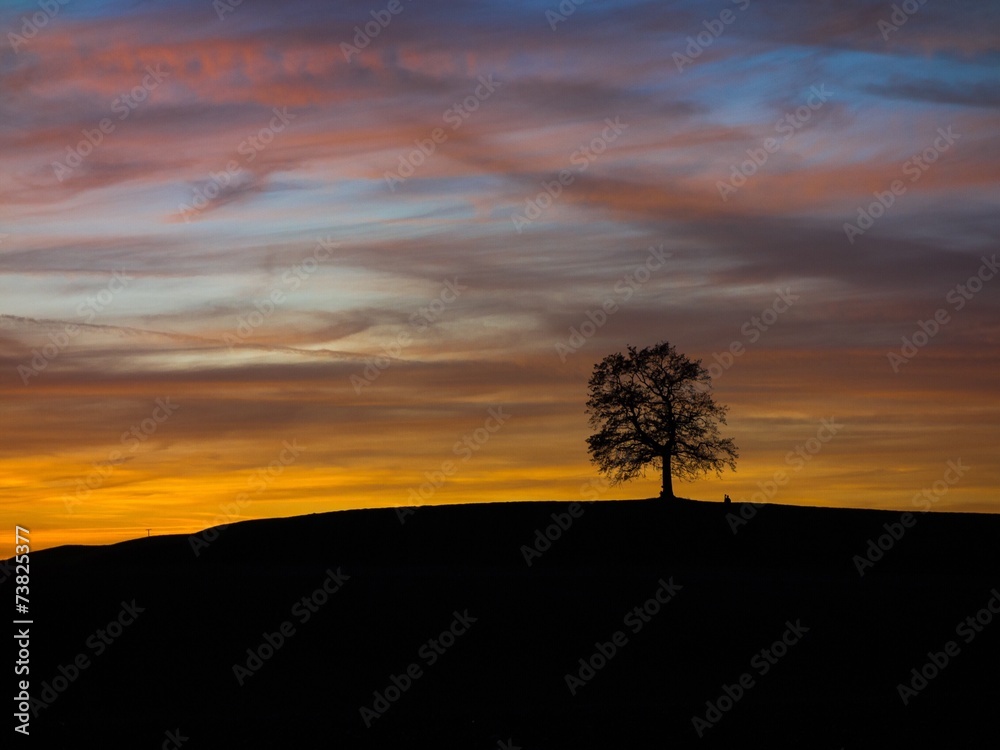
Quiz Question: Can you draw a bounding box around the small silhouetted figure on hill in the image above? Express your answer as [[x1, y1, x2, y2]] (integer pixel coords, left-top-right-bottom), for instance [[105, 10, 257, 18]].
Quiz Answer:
[[724, 494, 731, 505]]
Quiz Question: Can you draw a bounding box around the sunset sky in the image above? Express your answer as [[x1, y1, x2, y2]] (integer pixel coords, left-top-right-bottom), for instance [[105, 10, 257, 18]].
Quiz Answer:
[[1, 0, 998, 554]]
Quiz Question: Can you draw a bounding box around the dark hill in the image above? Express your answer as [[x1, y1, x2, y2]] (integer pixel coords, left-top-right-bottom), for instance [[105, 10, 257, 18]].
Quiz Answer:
[[5, 498, 999, 748]]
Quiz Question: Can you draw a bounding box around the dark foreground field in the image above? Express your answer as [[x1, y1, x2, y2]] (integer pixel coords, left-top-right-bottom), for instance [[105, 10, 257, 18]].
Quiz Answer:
[[5, 498, 999, 748]]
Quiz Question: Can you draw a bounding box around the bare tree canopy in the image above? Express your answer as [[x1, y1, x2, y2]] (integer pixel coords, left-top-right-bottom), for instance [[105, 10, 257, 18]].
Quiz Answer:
[[586, 341, 738, 499]]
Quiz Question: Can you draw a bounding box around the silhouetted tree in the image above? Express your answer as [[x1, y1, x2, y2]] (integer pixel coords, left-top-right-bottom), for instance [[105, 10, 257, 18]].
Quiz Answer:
[[585, 341, 738, 499]]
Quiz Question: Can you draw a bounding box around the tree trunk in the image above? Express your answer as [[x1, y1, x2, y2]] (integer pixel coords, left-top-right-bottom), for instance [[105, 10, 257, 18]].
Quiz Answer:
[[661, 454, 674, 499]]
